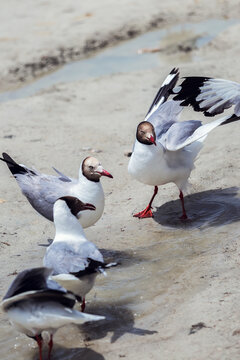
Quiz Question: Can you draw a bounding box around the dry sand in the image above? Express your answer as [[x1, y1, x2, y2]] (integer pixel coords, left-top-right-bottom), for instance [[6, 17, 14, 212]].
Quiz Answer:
[[0, 1, 240, 359]]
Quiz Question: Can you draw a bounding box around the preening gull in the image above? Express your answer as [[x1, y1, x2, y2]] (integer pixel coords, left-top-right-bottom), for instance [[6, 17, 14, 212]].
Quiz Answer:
[[43, 196, 117, 312], [1, 267, 104, 360]]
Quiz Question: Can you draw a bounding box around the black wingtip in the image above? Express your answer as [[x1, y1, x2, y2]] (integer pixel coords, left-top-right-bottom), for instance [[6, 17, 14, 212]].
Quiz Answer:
[[3, 267, 77, 310], [146, 67, 180, 117], [70, 258, 105, 278], [3, 267, 52, 300], [0, 153, 36, 176], [172, 76, 216, 116], [1, 152, 16, 164], [170, 67, 180, 75], [220, 113, 240, 126]]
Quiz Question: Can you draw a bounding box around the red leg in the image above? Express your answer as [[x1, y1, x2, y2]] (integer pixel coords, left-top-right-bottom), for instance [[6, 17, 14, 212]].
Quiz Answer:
[[48, 334, 53, 360], [36, 335, 43, 360], [81, 297, 86, 312], [179, 190, 188, 219], [133, 186, 158, 218]]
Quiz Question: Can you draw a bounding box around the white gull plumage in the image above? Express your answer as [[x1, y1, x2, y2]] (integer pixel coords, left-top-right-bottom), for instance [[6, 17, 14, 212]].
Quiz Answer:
[[43, 196, 116, 312], [0, 153, 113, 228], [128, 68, 240, 219], [1, 267, 104, 360]]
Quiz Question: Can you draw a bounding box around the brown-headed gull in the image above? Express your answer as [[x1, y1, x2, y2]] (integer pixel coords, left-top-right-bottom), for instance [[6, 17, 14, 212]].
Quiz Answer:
[[43, 196, 117, 312], [128, 68, 240, 219], [1, 267, 104, 360], [0, 153, 113, 228]]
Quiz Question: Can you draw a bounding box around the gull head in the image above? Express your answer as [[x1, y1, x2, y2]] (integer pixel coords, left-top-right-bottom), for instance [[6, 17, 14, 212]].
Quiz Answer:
[[58, 196, 96, 218], [82, 156, 113, 182], [136, 121, 156, 146]]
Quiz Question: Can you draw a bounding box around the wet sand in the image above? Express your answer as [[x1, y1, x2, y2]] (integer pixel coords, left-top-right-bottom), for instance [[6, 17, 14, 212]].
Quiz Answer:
[[0, 1, 240, 359]]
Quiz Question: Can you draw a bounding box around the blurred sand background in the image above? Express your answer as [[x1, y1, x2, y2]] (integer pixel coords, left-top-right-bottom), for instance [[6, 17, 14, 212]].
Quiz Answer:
[[0, 1, 240, 359]]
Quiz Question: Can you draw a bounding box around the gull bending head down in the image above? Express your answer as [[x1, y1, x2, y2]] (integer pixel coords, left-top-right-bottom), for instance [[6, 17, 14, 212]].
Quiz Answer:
[[43, 196, 117, 312], [1, 267, 104, 360]]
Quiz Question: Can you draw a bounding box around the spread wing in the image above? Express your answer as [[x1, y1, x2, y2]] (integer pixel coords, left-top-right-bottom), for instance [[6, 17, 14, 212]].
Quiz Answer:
[[173, 77, 240, 116], [149, 100, 183, 140], [142, 69, 184, 141], [164, 113, 240, 151], [145, 68, 180, 121]]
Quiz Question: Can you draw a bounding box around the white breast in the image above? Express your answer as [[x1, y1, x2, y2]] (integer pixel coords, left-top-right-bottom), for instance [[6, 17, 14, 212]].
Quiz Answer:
[[71, 180, 104, 228], [128, 141, 190, 188], [51, 273, 97, 298]]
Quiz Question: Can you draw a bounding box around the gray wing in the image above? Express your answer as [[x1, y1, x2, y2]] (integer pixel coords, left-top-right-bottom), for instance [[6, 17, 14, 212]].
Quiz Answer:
[[164, 112, 237, 151], [17, 172, 76, 221], [52, 167, 72, 182], [44, 242, 103, 275], [163, 120, 202, 151], [148, 100, 183, 140], [173, 77, 240, 116]]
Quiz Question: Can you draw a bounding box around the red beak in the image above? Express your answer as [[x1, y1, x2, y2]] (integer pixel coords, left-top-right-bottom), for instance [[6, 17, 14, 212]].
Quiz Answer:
[[150, 135, 156, 146], [83, 203, 96, 211], [99, 169, 113, 178]]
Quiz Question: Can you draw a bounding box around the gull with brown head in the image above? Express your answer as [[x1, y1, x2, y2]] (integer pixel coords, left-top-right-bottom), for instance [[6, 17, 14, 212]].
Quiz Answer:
[[0, 153, 113, 228]]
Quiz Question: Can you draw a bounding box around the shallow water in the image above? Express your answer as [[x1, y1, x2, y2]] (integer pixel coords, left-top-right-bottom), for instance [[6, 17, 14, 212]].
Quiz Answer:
[[1, 17, 240, 360], [0, 18, 237, 103], [1, 186, 239, 359]]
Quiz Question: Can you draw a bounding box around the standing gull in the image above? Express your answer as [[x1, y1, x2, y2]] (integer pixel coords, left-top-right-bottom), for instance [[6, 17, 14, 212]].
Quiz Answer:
[[44, 196, 117, 312], [1, 267, 104, 360], [0, 153, 113, 228], [128, 68, 240, 219]]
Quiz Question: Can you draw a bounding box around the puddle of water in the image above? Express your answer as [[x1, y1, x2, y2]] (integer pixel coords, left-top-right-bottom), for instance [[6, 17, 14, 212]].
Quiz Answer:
[[0, 228, 217, 359], [0, 18, 237, 103], [1, 192, 239, 359], [1, 18, 240, 359]]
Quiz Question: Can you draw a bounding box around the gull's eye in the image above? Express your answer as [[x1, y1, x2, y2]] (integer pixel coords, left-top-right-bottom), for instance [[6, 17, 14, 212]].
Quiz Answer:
[[140, 130, 145, 135], [89, 165, 94, 170]]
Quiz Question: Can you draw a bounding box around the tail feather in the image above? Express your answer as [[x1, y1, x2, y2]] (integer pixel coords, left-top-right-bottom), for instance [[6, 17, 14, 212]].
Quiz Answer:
[[71, 259, 119, 278], [73, 310, 105, 323], [0, 153, 36, 176]]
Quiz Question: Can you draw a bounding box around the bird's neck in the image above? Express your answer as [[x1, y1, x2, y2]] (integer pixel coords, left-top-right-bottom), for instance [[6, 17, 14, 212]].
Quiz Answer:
[[54, 208, 86, 240]]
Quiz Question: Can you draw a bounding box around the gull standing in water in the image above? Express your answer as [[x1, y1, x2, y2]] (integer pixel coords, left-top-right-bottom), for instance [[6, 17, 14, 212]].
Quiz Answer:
[[1, 267, 104, 360], [128, 68, 240, 219], [0, 153, 113, 228], [44, 196, 117, 312]]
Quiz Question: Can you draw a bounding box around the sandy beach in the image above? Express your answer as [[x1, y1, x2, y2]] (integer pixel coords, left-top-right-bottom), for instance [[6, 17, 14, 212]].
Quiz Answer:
[[0, 1, 240, 359]]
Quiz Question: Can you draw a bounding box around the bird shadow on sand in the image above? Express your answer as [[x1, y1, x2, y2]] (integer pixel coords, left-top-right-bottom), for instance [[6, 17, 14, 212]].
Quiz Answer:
[[31, 346, 105, 360], [78, 301, 157, 344], [153, 186, 240, 229], [98, 248, 147, 268]]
